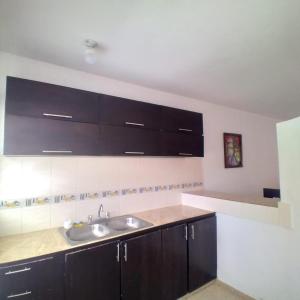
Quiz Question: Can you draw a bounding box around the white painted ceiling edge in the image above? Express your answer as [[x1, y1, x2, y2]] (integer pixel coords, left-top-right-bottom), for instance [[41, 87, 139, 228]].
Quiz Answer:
[[1, 0, 300, 120], [0, 51, 281, 123]]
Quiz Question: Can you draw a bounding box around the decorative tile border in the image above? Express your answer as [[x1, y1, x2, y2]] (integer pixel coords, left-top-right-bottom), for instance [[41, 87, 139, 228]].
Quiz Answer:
[[0, 181, 203, 210]]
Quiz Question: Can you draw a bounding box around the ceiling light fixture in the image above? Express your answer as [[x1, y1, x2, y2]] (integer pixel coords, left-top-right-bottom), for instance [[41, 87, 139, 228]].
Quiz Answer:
[[84, 39, 98, 65]]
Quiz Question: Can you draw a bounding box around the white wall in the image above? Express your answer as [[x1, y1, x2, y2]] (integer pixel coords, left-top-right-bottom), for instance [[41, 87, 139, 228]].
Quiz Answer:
[[0, 52, 280, 195], [0, 51, 280, 235], [211, 118, 300, 300]]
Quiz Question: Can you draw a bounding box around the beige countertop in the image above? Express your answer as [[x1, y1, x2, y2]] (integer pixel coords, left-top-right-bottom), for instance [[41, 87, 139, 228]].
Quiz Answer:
[[184, 190, 279, 207], [0, 205, 213, 265]]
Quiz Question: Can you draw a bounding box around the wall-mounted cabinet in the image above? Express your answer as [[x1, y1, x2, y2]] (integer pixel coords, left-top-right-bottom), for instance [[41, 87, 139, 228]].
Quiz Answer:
[[4, 115, 100, 156], [4, 77, 204, 157], [99, 94, 161, 130], [6, 77, 99, 123]]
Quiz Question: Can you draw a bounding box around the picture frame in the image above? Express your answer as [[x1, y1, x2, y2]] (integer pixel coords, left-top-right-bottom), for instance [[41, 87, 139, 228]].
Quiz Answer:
[[223, 133, 243, 168]]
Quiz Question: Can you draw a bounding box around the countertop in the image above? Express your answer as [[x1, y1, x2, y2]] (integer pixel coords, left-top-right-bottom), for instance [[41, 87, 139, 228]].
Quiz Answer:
[[183, 190, 279, 208], [0, 205, 213, 265]]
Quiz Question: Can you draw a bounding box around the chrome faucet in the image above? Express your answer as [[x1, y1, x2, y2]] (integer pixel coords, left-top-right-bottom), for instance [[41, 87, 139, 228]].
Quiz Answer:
[[98, 204, 104, 218]]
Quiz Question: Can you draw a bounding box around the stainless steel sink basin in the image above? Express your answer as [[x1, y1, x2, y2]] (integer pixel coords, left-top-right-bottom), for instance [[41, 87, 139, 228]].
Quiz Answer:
[[60, 215, 153, 245], [101, 215, 153, 232], [65, 223, 111, 242]]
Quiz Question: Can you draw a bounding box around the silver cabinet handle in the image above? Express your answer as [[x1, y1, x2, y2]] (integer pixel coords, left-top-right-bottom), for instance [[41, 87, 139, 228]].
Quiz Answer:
[[124, 243, 127, 262], [116, 243, 120, 262], [124, 152, 144, 155], [191, 225, 195, 240], [5, 267, 31, 275], [125, 122, 144, 127], [7, 291, 32, 298], [179, 153, 193, 156], [43, 113, 72, 119], [42, 150, 72, 153], [185, 225, 188, 241], [179, 128, 193, 132]]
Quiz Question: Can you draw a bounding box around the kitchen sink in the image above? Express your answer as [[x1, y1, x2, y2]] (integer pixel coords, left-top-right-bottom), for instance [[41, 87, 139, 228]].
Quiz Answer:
[[101, 215, 153, 231], [65, 223, 111, 242], [60, 215, 153, 245]]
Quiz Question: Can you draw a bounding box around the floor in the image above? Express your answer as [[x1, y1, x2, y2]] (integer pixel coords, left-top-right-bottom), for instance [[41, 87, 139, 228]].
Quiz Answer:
[[181, 281, 253, 300]]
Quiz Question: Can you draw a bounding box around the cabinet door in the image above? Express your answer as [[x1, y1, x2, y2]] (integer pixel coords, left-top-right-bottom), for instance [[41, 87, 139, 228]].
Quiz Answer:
[[4, 115, 100, 155], [99, 125, 160, 156], [99, 94, 161, 130], [6, 77, 99, 123], [65, 242, 120, 300], [160, 132, 204, 157], [162, 224, 188, 300], [161, 107, 203, 134], [0, 256, 64, 300], [188, 216, 217, 291], [121, 230, 162, 300]]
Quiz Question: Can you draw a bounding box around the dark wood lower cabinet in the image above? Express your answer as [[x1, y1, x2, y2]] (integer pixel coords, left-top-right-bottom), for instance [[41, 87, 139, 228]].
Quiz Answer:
[[0, 256, 64, 300], [0, 216, 216, 300], [188, 216, 217, 291], [65, 242, 120, 300], [121, 230, 162, 300], [162, 224, 188, 300]]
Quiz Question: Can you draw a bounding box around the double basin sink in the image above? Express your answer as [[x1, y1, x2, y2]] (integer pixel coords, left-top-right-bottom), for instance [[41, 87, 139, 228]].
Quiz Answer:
[[61, 215, 153, 245]]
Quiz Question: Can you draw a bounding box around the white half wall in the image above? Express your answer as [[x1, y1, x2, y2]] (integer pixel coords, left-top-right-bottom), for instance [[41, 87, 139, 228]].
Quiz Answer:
[[183, 117, 300, 300]]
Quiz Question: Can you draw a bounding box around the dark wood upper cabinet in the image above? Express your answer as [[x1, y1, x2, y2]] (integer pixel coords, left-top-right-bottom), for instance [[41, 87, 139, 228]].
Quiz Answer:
[[188, 216, 217, 292], [99, 125, 160, 156], [0, 256, 64, 300], [121, 230, 162, 300], [4, 77, 205, 157], [65, 241, 120, 300], [99, 94, 161, 130], [162, 224, 188, 300], [161, 106, 203, 134], [6, 77, 99, 123], [160, 131, 204, 157], [4, 115, 100, 155]]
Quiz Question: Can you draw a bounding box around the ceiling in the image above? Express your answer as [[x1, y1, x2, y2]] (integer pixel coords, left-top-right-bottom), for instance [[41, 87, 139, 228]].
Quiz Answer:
[[1, 0, 300, 120]]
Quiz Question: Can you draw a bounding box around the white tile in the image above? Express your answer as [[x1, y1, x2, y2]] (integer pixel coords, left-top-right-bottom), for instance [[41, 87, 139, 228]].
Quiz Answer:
[[0, 208, 22, 237], [0, 157, 24, 199], [21, 157, 51, 197], [50, 157, 78, 194], [22, 206, 51, 233], [50, 202, 76, 228], [74, 197, 121, 222]]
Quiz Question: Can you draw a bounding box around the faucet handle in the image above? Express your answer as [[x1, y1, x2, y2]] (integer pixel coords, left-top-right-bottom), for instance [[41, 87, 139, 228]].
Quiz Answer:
[[87, 215, 93, 224]]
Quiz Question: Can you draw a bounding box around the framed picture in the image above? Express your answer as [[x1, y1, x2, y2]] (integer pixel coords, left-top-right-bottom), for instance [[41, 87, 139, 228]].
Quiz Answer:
[[223, 133, 243, 168]]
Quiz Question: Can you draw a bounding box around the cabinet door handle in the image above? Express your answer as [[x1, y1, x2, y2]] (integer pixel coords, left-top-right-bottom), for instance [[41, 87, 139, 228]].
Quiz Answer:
[[116, 243, 120, 262], [43, 113, 73, 119], [185, 225, 188, 241], [178, 153, 193, 156], [124, 152, 145, 155], [191, 225, 195, 240], [42, 150, 72, 154], [124, 243, 127, 262], [5, 267, 31, 275], [125, 122, 144, 127], [178, 128, 193, 132], [7, 291, 32, 298]]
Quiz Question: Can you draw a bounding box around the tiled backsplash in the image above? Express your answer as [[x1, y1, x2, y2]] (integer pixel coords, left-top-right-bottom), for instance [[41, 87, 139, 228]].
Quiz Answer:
[[0, 182, 202, 209], [0, 156, 203, 237]]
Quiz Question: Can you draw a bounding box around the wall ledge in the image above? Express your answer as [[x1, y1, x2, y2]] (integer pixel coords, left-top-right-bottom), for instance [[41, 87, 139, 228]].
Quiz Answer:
[[181, 190, 292, 228]]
